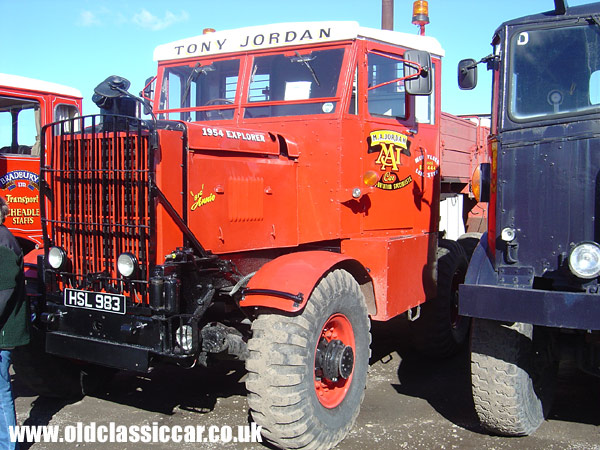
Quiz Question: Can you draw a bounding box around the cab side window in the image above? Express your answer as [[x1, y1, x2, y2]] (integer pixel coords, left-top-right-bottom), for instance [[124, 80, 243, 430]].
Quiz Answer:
[[415, 62, 435, 124], [50, 104, 80, 150], [0, 97, 40, 156], [55, 104, 79, 122], [367, 52, 405, 119]]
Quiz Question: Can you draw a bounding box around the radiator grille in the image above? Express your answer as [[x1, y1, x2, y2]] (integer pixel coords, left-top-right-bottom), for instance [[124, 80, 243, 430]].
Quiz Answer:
[[42, 116, 153, 305]]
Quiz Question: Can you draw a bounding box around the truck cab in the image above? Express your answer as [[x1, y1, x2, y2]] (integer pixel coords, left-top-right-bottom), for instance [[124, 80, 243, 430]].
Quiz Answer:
[[0, 74, 81, 255], [458, 0, 600, 437], [146, 22, 447, 319]]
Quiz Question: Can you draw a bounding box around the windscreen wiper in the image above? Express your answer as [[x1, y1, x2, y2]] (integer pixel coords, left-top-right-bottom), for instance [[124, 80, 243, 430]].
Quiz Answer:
[[588, 15, 600, 27], [291, 51, 320, 86], [181, 63, 201, 107], [181, 63, 215, 106]]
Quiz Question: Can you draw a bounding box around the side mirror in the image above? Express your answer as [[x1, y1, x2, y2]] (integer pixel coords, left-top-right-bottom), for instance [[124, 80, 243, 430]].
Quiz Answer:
[[458, 59, 478, 90], [141, 77, 156, 116], [142, 77, 155, 101], [404, 50, 432, 96]]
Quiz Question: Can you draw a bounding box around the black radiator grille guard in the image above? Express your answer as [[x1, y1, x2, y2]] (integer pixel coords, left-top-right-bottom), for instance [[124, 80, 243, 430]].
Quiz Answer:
[[41, 115, 155, 306]]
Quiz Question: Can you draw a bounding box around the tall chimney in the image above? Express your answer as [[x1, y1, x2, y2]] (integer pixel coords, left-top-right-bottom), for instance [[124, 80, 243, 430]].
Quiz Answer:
[[382, 0, 394, 30]]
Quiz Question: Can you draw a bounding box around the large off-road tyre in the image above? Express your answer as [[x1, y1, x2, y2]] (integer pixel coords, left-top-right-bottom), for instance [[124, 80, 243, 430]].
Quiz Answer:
[[470, 319, 557, 436], [12, 329, 115, 399], [411, 239, 470, 358], [245, 269, 371, 450], [457, 232, 483, 261]]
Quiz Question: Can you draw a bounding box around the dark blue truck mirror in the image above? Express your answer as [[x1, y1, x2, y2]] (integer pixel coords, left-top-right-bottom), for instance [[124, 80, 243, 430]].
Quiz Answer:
[[458, 58, 478, 90]]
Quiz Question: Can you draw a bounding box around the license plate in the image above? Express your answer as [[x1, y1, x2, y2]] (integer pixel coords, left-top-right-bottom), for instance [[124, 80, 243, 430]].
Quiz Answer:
[[64, 288, 126, 315]]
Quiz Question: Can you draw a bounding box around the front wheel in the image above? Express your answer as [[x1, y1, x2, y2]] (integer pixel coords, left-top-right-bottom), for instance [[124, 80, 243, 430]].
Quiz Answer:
[[470, 319, 557, 436], [245, 269, 371, 450]]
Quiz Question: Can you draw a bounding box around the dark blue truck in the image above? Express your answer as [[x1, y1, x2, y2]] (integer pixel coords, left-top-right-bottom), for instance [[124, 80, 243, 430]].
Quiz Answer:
[[458, 0, 600, 436]]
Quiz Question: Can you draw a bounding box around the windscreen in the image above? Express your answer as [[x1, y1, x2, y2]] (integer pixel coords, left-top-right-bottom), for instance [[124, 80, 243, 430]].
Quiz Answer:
[[509, 24, 600, 121], [157, 47, 346, 121], [244, 47, 345, 118], [158, 59, 240, 121]]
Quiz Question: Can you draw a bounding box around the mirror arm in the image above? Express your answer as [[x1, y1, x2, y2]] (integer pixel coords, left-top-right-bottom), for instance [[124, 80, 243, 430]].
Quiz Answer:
[[461, 54, 497, 74], [369, 59, 427, 91]]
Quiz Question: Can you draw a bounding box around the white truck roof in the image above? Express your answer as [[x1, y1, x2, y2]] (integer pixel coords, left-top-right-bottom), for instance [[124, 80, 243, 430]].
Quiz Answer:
[[0, 73, 82, 99], [153, 21, 445, 62]]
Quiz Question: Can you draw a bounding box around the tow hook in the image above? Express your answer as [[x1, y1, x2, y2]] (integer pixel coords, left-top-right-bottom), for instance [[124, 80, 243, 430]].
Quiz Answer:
[[315, 338, 354, 382], [41, 311, 67, 324], [120, 322, 147, 336]]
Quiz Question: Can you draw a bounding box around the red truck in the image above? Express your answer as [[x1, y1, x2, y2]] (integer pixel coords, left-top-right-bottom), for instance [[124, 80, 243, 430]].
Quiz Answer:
[[19, 8, 488, 450], [0, 74, 82, 257]]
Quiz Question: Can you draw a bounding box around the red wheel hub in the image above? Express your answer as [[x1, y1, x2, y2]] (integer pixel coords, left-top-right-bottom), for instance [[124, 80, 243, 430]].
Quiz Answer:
[[314, 313, 355, 408]]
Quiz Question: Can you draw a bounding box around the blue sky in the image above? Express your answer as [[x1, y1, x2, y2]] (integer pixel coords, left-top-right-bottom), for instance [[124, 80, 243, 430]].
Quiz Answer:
[[1, 0, 592, 115]]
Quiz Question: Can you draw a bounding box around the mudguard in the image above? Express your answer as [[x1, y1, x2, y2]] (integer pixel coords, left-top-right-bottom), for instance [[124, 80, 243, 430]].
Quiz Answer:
[[463, 232, 497, 286], [460, 231, 498, 319], [23, 247, 43, 279], [239, 250, 372, 313]]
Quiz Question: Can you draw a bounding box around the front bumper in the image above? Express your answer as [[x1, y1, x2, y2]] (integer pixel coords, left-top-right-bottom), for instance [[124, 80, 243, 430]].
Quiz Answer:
[[459, 283, 600, 330], [38, 297, 194, 371], [46, 332, 151, 372]]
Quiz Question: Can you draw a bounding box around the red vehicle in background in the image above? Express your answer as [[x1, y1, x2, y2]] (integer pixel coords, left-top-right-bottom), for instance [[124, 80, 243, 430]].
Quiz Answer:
[[18, 4, 488, 450], [0, 74, 81, 256]]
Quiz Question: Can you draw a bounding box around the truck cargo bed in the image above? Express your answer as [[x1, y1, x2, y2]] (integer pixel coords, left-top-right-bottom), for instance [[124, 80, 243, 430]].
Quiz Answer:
[[440, 112, 489, 184]]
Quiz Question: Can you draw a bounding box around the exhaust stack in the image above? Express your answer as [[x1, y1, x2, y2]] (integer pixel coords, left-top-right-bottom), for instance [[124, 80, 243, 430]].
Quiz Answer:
[[554, 0, 568, 15], [382, 0, 393, 30]]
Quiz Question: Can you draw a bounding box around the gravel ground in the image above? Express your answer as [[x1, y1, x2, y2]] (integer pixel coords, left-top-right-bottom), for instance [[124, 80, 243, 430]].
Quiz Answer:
[[12, 318, 600, 449]]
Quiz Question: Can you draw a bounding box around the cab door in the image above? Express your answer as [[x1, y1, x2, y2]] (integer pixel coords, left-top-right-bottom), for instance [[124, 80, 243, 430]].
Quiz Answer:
[[360, 41, 440, 234]]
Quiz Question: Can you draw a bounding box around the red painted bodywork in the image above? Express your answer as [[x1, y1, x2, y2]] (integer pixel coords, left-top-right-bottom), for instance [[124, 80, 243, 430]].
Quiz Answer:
[[148, 30, 488, 321], [242, 251, 359, 312], [0, 78, 81, 253]]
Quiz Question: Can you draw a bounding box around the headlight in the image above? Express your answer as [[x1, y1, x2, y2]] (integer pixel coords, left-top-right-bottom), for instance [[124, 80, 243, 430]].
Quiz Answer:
[[47, 247, 67, 270], [501, 227, 516, 242], [175, 325, 193, 352], [117, 253, 138, 278], [568, 242, 600, 279]]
